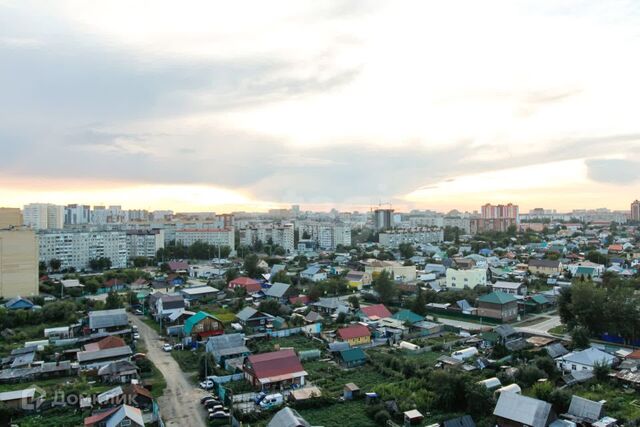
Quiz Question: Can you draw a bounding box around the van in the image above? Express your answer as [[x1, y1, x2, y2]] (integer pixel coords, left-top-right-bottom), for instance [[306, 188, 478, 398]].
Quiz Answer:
[[259, 393, 284, 410]]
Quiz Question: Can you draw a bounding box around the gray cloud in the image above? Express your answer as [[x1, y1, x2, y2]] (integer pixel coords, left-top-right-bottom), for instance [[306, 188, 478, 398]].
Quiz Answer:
[[586, 158, 640, 184]]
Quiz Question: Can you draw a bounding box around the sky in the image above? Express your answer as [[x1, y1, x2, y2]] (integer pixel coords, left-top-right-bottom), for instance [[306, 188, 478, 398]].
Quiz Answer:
[[1, 0, 640, 213]]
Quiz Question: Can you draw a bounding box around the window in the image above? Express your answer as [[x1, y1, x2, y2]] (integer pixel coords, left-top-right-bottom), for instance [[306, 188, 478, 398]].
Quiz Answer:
[[121, 420, 132, 427], [572, 364, 576, 370]]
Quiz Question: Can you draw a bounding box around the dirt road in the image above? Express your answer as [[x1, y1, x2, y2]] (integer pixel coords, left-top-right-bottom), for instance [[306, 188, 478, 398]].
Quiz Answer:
[[129, 314, 207, 427]]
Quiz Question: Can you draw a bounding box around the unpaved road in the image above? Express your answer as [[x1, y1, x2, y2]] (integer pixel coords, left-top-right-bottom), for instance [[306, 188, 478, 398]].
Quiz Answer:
[[129, 314, 207, 427]]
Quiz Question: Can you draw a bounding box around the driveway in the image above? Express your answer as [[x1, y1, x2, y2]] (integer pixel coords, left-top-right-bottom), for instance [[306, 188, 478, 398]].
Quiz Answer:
[[129, 314, 207, 427], [515, 314, 563, 337]]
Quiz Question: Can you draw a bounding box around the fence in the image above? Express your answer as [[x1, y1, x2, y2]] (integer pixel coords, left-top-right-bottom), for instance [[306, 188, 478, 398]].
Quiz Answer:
[[428, 308, 501, 325]]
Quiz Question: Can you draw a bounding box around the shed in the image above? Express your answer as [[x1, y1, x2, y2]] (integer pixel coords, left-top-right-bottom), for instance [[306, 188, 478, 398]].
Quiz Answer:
[[404, 409, 424, 425], [338, 348, 367, 368], [343, 383, 360, 400]]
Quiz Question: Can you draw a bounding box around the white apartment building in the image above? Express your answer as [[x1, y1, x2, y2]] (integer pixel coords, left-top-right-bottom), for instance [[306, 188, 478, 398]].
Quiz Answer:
[[174, 228, 235, 251], [445, 268, 487, 290], [64, 204, 91, 225], [38, 230, 128, 270], [239, 223, 294, 253], [23, 203, 64, 230], [378, 228, 443, 248], [297, 222, 351, 250], [126, 229, 165, 258]]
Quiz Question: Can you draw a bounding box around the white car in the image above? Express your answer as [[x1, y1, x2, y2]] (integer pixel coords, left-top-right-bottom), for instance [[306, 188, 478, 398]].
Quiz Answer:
[[162, 343, 172, 352], [200, 380, 215, 390], [133, 332, 140, 340]]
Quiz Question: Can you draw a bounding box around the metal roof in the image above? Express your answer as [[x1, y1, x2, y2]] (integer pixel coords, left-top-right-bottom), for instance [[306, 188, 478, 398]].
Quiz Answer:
[[88, 309, 128, 330], [494, 392, 552, 427]]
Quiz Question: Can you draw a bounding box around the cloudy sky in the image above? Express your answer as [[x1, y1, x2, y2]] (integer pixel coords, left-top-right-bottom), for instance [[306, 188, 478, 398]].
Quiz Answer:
[[1, 0, 639, 213]]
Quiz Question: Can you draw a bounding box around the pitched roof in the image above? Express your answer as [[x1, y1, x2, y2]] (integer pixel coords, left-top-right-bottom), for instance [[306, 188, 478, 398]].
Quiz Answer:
[[531, 294, 549, 305], [88, 309, 128, 330], [494, 392, 552, 427], [183, 311, 220, 335], [236, 306, 266, 321], [529, 259, 560, 268], [246, 349, 305, 381], [567, 395, 603, 422], [546, 343, 569, 358], [559, 347, 616, 367], [443, 415, 476, 427], [478, 291, 518, 305], [337, 324, 370, 340], [84, 406, 120, 426], [339, 348, 367, 363], [167, 261, 189, 271], [360, 304, 392, 319], [267, 407, 311, 427], [265, 282, 290, 298], [392, 309, 424, 324], [85, 336, 126, 352], [229, 277, 262, 293]]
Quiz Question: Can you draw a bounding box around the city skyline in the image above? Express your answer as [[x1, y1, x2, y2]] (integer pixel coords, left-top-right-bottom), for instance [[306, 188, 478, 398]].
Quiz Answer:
[[2, 1, 640, 212]]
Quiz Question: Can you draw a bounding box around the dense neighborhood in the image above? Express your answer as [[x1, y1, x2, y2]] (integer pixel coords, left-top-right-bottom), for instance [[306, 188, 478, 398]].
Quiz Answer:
[[1, 203, 640, 426]]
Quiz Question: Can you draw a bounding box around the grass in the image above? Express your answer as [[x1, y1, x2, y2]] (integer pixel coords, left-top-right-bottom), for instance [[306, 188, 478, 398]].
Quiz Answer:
[[514, 316, 549, 327], [11, 408, 89, 427], [570, 381, 640, 422], [172, 347, 203, 372], [303, 359, 392, 398], [549, 325, 568, 335], [248, 335, 325, 354], [141, 361, 167, 398], [140, 315, 163, 334], [298, 400, 377, 427]]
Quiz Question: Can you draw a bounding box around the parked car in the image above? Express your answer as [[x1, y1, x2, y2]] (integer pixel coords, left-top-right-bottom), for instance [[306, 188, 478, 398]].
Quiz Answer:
[[199, 380, 215, 390], [209, 411, 230, 420], [133, 332, 140, 340], [162, 343, 173, 352], [204, 400, 223, 409], [259, 393, 284, 410], [254, 391, 267, 404], [134, 309, 143, 315], [173, 343, 183, 350], [200, 395, 216, 404]]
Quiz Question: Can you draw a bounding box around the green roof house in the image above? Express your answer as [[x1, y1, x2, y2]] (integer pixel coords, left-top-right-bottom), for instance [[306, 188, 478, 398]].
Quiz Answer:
[[477, 292, 518, 322], [183, 311, 224, 341]]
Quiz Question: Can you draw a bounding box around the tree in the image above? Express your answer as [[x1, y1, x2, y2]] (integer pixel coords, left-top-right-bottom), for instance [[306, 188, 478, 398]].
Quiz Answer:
[[373, 271, 396, 305], [131, 257, 149, 268], [243, 254, 263, 278], [225, 268, 240, 283], [271, 270, 291, 284], [48, 258, 62, 272], [587, 250, 608, 265], [410, 286, 427, 316], [105, 291, 122, 309], [348, 295, 360, 309], [398, 243, 415, 259], [593, 361, 611, 382], [531, 381, 554, 402], [198, 352, 217, 380], [258, 299, 281, 316]]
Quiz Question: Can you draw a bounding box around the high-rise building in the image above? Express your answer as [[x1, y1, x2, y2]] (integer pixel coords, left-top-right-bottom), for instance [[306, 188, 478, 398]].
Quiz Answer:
[[239, 224, 294, 253], [38, 230, 128, 270], [481, 203, 519, 220], [65, 204, 91, 225], [126, 229, 165, 258], [0, 208, 22, 228], [174, 228, 235, 251], [23, 203, 64, 230], [631, 200, 640, 221], [0, 228, 39, 298], [373, 209, 394, 231]]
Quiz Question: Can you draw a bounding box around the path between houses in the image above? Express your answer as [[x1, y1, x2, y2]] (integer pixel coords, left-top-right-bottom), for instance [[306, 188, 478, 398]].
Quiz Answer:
[[129, 314, 207, 427]]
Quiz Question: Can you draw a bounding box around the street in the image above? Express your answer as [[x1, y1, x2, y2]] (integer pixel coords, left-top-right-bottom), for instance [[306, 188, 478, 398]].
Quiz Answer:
[[129, 314, 207, 427]]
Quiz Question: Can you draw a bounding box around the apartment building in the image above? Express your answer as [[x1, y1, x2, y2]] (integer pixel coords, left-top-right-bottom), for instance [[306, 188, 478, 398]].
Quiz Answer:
[[297, 222, 351, 250], [174, 228, 235, 251], [0, 208, 22, 228], [0, 228, 38, 298], [126, 229, 165, 258], [632, 200, 640, 222], [38, 230, 128, 270], [23, 203, 64, 230], [445, 268, 488, 290], [378, 228, 443, 248], [64, 204, 91, 225], [239, 223, 294, 253]]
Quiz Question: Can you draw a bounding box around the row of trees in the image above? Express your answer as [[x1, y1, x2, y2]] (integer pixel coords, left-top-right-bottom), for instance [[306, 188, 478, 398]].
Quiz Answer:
[[156, 241, 232, 261]]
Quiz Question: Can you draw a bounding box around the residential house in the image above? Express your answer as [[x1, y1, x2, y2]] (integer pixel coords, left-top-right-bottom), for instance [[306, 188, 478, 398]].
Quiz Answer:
[[228, 276, 262, 294], [99, 278, 128, 294], [206, 333, 251, 368], [446, 268, 487, 290], [183, 311, 224, 341], [87, 308, 129, 333], [236, 307, 270, 329], [556, 347, 616, 373], [337, 324, 371, 347], [155, 294, 185, 321], [311, 297, 349, 316], [77, 345, 133, 369], [84, 336, 127, 352], [493, 392, 555, 427], [4, 297, 35, 310], [264, 282, 291, 303], [363, 259, 417, 282], [492, 281, 527, 296], [528, 259, 563, 275], [243, 349, 307, 390], [97, 360, 139, 384], [562, 395, 604, 425], [338, 347, 367, 368], [392, 309, 424, 325], [165, 273, 185, 287], [346, 270, 372, 290], [300, 266, 327, 282], [179, 285, 219, 301], [167, 260, 189, 273], [359, 304, 392, 321], [0, 388, 39, 410], [130, 278, 149, 290], [476, 292, 519, 322], [545, 343, 569, 359], [84, 404, 145, 427]]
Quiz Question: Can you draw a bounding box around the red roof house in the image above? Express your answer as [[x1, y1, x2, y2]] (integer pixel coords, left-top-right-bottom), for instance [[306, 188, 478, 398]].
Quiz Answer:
[[359, 304, 392, 320], [289, 295, 310, 306], [229, 277, 262, 294], [167, 261, 189, 272], [84, 336, 127, 352], [337, 324, 371, 346], [243, 349, 307, 390]]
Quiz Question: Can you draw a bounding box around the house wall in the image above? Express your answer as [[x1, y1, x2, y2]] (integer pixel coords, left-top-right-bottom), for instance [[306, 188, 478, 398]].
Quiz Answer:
[[477, 301, 518, 321], [0, 229, 38, 299], [446, 268, 487, 290], [345, 335, 371, 346]]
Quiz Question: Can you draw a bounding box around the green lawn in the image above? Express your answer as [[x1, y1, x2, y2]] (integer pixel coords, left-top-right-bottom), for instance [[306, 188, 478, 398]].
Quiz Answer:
[[172, 348, 203, 373], [298, 400, 377, 427], [303, 359, 394, 398], [571, 381, 640, 423], [248, 335, 325, 354], [141, 361, 167, 398], [11, 408, 89, 427], [548, 325, 568, 335]]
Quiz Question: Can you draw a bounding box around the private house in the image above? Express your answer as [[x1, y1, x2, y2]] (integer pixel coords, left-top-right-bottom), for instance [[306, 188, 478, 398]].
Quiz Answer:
[[99, 278, 128, 294], [179, 285, 218, 301], [300, 266, 327, 282], [446, 268, 487, 290], [83, 336, 127, 352], [130, 278, 149, 290], [243, 349, 307, 390], [165, 273, 185, 287], [574, 266, 597, 280], [0, 388, 39, 410], [491, 281, 527, 296], [493, 392, 555, 427], [338, 347, 367, 368], [337, 324, 371, 347], [206, 333, 251, 367], [476, 292, 519, 322], [264, 282, 291, 303], [4, 297, 35, 310], [228, 277, 262, 294], [236, 307, 270, 329], [443, 415, 476, 427], [87, 309, 129, 333], [155, 294, 185, 321], [289, 295, 310, 306], [363, 259, 417, 282], [562, 395, 604, 425], [392, 309, 424, 325], [346, 270, 372, 290], [556, 347, 616, 373], [77, 345, 133, 369], [167, 260, 189, 273], [183, 311, 224, 341], [528, 259, 562, 275], [84, 404, 145, 427], [311, 297, 349, 316], [359, 304, 392, 321], [97, 360, 139, 384]]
